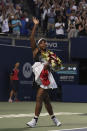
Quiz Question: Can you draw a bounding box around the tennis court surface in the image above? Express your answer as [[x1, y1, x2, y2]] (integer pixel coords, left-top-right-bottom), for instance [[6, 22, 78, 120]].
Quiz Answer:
[[49, 127, 87, 131], [0, 102, 87, 131]]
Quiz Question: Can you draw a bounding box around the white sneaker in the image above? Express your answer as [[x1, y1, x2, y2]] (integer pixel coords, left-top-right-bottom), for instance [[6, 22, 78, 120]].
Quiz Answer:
[[52, 117, 61, 126], [26, 119, 37, 127], [8, 98, 13, 103]]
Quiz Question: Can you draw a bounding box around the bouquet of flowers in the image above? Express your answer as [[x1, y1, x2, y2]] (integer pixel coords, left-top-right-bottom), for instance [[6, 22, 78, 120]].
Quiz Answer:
[[41, 50, 62, 71]]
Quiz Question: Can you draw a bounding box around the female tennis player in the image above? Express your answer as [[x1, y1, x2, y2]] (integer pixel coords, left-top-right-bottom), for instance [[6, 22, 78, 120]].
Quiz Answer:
[[26, 17, 62, 127]]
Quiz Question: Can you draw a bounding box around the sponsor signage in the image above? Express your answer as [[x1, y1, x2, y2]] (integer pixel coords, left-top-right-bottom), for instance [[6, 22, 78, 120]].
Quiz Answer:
[[56, 63, 79, 84]]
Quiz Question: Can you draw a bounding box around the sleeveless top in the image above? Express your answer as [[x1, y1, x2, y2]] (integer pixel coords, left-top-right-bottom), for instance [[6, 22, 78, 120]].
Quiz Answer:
[[34, 50, 41, 62], [34, 48, 47, 62]]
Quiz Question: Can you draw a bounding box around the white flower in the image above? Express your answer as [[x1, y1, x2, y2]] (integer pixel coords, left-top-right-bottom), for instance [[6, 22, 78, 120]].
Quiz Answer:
[[51, 62, 56, 67], [45, 53, 49, 57], [51, 59, 55, 63], [46, 57, 50, 61], [49, 51, 54, 54], [57, 57, 59, 60], [42, 52, 49, 58]]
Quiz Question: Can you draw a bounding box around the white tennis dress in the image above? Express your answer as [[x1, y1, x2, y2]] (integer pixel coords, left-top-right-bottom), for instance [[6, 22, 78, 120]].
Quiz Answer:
[[32, 62, 57, 89]]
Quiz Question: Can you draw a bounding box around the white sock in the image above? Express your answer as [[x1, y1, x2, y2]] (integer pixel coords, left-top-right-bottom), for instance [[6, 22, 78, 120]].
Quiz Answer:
[[34, 116, 38, 122]]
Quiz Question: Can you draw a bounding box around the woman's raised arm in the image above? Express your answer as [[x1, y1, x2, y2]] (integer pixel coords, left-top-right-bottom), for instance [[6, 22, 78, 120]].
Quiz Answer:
[[30, 17, 39, 51]]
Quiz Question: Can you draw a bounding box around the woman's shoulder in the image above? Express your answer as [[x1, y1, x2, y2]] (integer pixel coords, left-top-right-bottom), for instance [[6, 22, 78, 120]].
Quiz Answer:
[[33, 47, 40, 58]]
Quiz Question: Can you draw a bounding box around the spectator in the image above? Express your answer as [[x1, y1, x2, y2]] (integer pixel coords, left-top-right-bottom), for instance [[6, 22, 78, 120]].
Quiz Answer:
[[40, 2, 49, 34], [55, 16, 65, 39], [8, 14, 13, 34], [33, 0, 42, 20], [67, 10, 78, 39], [11, 13, 22, 36], [15, 4, 22, 17], [47, 5, 56, 31], [20, 12, 30, 36], [6, 3, 15, 16], [1, 13, 9, 33], [67, 23, 77, 39], [0, 10, 2, 32]]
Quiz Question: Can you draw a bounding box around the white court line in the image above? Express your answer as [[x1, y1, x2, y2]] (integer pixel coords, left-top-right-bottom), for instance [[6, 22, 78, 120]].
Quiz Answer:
[[49, 127, 87, 131], [0, 112, 84, 119]]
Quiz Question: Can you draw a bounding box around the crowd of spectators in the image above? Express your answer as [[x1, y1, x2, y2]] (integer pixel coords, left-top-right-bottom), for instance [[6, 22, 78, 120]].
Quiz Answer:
[[0, 0, 87, 39], [0, 0, 31, 37], [31, 0, 87, 39]]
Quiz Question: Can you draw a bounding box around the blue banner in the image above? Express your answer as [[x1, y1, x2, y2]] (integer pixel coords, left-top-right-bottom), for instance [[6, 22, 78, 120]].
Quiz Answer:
[[71, 37, 87, 58], [62, 85, 87, 102]]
